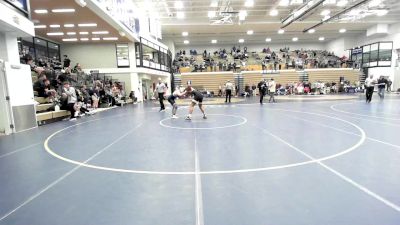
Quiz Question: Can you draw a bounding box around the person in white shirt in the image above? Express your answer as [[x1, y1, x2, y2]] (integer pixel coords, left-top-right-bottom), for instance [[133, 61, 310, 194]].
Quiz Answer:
[[364, 75, 376, 103], [225, 80, 234, 103], [155, 78, 166, 111], [63, 81, 77, 121], [268, 78, 276, 103]]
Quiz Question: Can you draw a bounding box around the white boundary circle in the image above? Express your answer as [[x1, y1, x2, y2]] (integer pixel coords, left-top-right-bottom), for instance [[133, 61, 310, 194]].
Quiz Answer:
[[159, 114, 247, 130], [44, 109, 366, 175], [330, 102, 400, 121]]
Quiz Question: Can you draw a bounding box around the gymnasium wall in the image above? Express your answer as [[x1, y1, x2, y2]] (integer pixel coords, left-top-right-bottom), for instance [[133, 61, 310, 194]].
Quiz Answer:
[[60, 43, 118, 69]]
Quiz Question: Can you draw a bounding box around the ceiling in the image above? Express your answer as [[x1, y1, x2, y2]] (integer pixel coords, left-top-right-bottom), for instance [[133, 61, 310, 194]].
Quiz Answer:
[[131, 0, 400, 46], [30, 0, 129, 43]]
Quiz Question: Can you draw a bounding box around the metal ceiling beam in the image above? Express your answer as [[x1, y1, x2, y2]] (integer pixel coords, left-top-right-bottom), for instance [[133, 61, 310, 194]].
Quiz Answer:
[[303, 0, 371, 32], [281, 0, 326, 29]]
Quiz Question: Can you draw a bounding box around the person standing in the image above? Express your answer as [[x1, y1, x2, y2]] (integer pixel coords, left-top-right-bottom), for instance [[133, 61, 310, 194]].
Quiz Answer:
[[63, 81, 77, 121], [387, 78, 392, 92], [155, 78, 166, 111], [225, 80, 234, 103], [377, 76, 387, 99], [268, 78, 276, 103], [258, 79, 267, 104], [167, 86, 186, 119], [184, 86, 207, 120], [365, 75, 376, 103]]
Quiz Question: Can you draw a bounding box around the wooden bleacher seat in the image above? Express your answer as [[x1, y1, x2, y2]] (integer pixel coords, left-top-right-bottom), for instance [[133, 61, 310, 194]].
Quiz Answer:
[[306, 69, 360, 83], [52, 110, 70, 119], [36, 112, 53, 122], [181, 73, 235, 93], [35, 97, 50, 104], [36, 103, 53, 112]]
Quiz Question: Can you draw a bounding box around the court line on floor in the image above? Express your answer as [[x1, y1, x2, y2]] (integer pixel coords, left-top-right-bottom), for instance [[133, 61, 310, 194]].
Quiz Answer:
[[0, 123, 143, 222], [194, 132, 204, 225], [283, 114, 400, 152], [330, 102, 400, 121], [313, 109, 400, 128], [44, 109, 365, 175], [257, 127, 400, 213], [159, 114, 247, 130]]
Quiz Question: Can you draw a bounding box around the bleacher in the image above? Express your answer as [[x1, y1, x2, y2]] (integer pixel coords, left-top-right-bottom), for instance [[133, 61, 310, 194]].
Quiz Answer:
[[181, 72, 235, 93], [306, 69, 360, 83]]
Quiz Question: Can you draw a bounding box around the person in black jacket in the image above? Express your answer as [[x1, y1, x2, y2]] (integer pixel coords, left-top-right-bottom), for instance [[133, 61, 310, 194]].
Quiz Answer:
[[258, 79, 267, 104], [377, 76, 387, 99]]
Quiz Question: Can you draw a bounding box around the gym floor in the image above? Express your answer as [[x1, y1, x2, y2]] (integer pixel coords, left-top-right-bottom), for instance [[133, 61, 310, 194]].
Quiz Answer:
[[0, 95, 400, 225]]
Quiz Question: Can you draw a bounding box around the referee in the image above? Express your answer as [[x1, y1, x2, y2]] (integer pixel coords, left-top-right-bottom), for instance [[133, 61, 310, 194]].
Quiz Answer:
[[225, 80, 234, 103], [155, 78, 166, 111]]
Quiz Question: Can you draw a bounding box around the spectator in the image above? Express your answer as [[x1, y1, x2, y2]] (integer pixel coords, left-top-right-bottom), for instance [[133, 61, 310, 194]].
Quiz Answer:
[[62, 81, 77, 121], [258, 79, 267, 104], [33, 79, 57, 100], [364, 75, 376, 103], [387, 78, 392, 92]]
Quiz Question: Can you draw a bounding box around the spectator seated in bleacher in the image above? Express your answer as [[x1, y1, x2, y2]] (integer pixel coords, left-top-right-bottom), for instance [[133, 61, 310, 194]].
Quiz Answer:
[[33, 77, 57, 101]]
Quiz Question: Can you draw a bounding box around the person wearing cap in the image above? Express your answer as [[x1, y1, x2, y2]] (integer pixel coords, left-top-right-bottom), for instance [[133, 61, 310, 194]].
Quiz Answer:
[[155, 78, 166, 112], [225, 80, 234, 103], [268, 78, 276, 103]]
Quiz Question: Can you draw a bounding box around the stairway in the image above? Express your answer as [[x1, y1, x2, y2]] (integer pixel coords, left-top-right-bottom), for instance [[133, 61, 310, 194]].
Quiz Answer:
[[298, 70, 309, 82]]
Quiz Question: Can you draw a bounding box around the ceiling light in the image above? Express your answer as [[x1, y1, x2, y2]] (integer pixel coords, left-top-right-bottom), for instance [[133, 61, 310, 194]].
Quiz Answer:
[[239, 39, 244, 43], [210, 1, 218, 7], [47, 32, 64, 36], [322, 15, 331, 21], [339, 28, 346, 33], [239, 10, 247, 20], [119, 31, 126, 36], [376, 9, 388, 16], [211, 40, 217, 44], [278, 29, 285, 34], [290, 0, 303, 5], [174, 1, 183, 9], [336, 0, 348, 7], [79, 32, 89, 35], [177, 12, 185, 19], [78, 23, 97, 27], [50, 24, 60, 28], [92, 38, 100, 41], [62, 38, 78, 42], [279, 0, 289, 6], [34, 25, 46, 29], [75, 0, 87, 7], [368, 0, 382, 8], [182, 31, 189, 36], [80, 38, 89, 41], [247, 30, 254, 35], [34, 9, 48, 14], [92, 31, 109, 34], [103, 37, 119, 40], [292, 37, 299, 41], [208, 11, 216, 18], [323, 0, 336, 5], [184, 40, 189, 44], [265, 38, 272, 42], [320, 9, 331, 16], [270, 9, 279, 16], [67, 32, 76, 35], [64, 24, 74, 28], [244, 0, 254, 7], [319, 37, 325, 41], [308, 29, 316, 33], [51, 9, 76, 13]]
